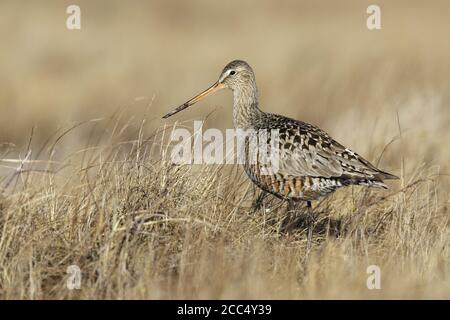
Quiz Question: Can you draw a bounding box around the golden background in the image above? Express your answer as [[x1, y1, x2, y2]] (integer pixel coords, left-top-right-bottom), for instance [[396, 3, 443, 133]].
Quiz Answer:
[[0, 0, 448, 299]]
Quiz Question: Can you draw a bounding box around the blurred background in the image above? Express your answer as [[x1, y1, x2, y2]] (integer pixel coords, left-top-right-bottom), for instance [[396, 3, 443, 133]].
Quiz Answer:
[[0, 0, 449, 175], [0, 0, 449, 299]]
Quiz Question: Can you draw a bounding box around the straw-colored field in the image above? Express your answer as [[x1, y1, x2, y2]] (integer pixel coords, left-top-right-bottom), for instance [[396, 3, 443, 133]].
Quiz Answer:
[[0, 0, 448, 299]]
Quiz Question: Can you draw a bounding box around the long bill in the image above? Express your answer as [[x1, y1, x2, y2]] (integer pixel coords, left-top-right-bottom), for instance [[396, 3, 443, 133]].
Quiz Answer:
[[162, 82, 225, 119]]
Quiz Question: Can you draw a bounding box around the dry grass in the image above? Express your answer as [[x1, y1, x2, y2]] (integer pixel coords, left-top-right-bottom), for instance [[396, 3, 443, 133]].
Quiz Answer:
[[0, 111, 448, 299], [0, 0, 449, 299]]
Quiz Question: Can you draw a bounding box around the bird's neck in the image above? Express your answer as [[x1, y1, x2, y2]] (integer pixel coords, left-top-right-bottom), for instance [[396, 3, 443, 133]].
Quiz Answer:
[[232, 85, 262, 129]]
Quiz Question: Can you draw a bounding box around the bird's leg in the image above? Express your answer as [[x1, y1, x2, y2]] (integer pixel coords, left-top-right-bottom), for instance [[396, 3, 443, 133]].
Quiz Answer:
[[252, 190, 268, 212], [281, 200, 300, 233], [306, 201, 314, 252]]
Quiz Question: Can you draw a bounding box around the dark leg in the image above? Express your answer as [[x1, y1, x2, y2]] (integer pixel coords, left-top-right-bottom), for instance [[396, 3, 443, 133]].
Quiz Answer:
[[306, 201, 314, 252], [252, 190, 269, 211], [281, 200, 300, 233]]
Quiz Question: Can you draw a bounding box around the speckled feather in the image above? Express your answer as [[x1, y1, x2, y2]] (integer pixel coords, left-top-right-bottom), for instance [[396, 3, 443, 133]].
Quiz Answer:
[[243, 112, 398, 200], [164, 60, 398, 201], [223, 60, 398, 201]]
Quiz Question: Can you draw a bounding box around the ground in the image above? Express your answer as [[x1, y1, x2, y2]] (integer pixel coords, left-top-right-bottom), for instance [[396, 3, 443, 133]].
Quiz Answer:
[[0, 0, 448, 299]]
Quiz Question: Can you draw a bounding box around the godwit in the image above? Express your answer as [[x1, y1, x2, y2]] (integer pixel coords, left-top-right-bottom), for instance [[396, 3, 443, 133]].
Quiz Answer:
[[163, 60, 398, 233]]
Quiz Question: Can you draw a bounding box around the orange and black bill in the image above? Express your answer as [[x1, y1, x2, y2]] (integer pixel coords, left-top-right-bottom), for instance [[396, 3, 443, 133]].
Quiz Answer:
[[162, 82, 224, 119]]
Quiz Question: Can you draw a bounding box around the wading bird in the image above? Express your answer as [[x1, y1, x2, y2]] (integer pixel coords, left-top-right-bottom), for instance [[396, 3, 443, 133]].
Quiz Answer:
[[163, 60, 398, 235]]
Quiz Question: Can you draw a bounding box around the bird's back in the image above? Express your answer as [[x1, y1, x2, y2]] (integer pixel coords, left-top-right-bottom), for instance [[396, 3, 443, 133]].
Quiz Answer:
[[243, 112, 398, 201]]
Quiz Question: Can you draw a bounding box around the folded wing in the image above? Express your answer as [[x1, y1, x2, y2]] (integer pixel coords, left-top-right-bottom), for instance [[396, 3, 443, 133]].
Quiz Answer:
[[262, 114, 398, 182]]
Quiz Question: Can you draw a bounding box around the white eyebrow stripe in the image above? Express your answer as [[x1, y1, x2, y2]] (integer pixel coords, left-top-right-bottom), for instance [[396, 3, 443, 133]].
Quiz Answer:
[[219, 70, 233, 82]]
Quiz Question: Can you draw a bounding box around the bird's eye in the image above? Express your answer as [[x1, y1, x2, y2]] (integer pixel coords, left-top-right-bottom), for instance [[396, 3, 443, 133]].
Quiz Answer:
[[230, 70, 236, 75]]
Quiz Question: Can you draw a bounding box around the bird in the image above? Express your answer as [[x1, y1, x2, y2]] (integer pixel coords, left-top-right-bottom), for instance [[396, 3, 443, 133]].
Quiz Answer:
[[163, 60, 398, 233]]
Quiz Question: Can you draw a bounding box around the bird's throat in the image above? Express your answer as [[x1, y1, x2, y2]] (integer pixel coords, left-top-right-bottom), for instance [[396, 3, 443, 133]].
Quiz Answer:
[[232, 87, 261, 129]]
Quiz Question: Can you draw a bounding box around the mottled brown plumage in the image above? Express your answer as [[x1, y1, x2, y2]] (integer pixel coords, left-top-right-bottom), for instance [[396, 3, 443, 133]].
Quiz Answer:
[[163, 60, 398, 203]]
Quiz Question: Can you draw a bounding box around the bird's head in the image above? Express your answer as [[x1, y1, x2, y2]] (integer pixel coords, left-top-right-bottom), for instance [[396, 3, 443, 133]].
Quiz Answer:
[[218, 60, 256, 91], [162, 60, 256, 119]]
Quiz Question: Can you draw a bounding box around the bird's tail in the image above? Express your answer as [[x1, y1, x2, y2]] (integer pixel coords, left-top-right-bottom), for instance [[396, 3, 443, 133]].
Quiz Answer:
[[375, 170, 399, 181]]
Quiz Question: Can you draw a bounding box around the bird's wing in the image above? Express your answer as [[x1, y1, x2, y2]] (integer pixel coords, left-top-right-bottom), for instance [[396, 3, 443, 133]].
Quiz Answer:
[[262, 115, 397, 181]]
